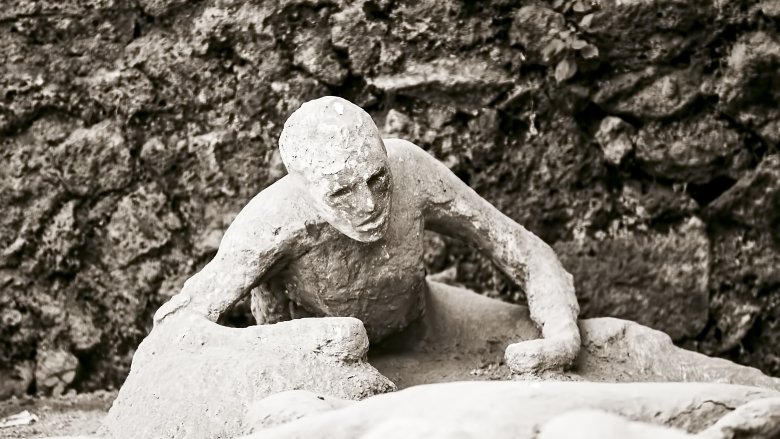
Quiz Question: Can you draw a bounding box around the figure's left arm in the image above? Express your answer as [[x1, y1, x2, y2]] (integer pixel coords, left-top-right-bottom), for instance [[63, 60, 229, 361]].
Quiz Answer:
[[391, 139, 580, 374]]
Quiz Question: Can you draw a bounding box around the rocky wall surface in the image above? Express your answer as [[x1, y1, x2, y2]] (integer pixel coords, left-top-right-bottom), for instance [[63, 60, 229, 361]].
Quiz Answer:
[[0, 0, 778, 397]]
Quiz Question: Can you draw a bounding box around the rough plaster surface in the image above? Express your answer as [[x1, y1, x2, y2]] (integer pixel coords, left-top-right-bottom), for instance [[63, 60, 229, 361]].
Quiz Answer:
[[539, 410, 698, 439], [100, 314, 394, 439], [2, 0, 780, 396], [372, 282, 780, 390], [539, 397, 780, 439], [238, 382, 780, 439], [102, 283, 780, 439], [154, 132, 581, 375]]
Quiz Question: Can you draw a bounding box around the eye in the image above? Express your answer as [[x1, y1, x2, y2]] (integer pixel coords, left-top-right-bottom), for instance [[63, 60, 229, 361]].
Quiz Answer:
[[329, 187, 350, 198], [367, 168, 386, 187]]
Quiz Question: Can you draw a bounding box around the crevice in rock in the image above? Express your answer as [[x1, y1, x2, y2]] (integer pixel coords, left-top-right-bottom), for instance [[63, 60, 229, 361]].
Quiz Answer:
[[138, 0, 207, 28], [665, 399, 737, 427], [716, 109, 774, 161], [327, 58, 364, 99], [71, 348, 103, 393], [686, 175, 738, 206], [573, 101, 609, 136], [0, 105, 66, 138], [363, 1, 392, 20], [739, 315, 765, 352], [216, 296, 255, 329]]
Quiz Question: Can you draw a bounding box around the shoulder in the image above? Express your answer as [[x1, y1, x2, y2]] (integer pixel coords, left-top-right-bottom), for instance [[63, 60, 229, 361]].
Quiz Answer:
[[384, 138, 432, 162], [383, 138, 476, 213], [383, 138, 444, 183], [384, 138, 459, 212], [221, 175, 320, 251], [384, 137, 459, 192]]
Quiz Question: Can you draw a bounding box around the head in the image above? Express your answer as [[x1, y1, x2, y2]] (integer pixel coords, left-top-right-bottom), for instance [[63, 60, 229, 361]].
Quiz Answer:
[[279, 96, 392, 243]]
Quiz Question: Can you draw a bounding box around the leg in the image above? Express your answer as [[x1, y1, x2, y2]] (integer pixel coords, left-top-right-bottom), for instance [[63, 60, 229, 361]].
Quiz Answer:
[[369, 280, 540, 388], [539, 409, 694, 439], [423, 280, 576, 376], [250, 284, 313, 325], [419, 280, 540, 353], [250, 286, 291, 325], [700, 397, 780, 439], [424, 281, 581, 377]]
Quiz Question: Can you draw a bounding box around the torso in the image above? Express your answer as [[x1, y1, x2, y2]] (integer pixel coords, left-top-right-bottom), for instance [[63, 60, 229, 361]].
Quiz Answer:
[[259, 140, 428, 342]]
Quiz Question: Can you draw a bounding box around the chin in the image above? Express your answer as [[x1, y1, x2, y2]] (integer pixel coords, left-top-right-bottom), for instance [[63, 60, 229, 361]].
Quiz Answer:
[[356, 231, 385, 243], [350, 227, 387, 243], [347, 219, 389, 243]]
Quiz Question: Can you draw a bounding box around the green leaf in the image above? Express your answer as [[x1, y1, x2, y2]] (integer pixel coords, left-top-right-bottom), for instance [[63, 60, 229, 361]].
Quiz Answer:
[[541, 38, 566, 62], [571, 39, 589, 50], [572, 0, 591, 12], [554, 58, 578, 83], [580, 43, 600, 59], [579, 13, 595, 28]]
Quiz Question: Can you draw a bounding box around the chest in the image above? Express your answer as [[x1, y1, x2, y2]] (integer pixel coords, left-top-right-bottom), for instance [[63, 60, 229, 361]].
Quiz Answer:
[[289, 212, 424, 289]]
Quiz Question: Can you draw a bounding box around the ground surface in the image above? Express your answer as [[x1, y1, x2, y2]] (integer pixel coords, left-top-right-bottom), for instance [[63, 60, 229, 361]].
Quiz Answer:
[[0, 352, 509, 439], [0, 392, 113, 439]]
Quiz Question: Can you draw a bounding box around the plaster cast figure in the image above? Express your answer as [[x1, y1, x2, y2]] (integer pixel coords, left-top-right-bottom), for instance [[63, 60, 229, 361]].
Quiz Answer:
[[153, 96, 580, 374]]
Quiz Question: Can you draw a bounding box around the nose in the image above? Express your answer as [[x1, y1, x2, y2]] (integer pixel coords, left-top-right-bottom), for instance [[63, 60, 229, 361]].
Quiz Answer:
[[355, 183, 375, 215]]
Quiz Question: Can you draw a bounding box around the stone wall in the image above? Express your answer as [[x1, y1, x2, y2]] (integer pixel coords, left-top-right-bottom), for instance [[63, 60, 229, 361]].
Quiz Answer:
[[1, 0, 779, 397]]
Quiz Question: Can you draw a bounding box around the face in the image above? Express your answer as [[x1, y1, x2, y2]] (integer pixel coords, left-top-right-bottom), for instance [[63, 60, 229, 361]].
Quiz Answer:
[[301, 135, 393, 243]]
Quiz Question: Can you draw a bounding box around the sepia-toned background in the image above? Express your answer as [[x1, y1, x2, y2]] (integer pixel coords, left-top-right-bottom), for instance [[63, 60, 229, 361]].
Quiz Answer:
[[1, 0, 779, 398]]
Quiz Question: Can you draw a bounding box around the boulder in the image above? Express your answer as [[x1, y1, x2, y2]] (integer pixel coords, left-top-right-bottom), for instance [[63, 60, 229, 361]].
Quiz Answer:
[[509, 6, 567, 66], [330, 3, 386, 76], [139, 0, 189, 16], [583, 0, 717, 69], [292, 27, 348, 87], [555, 217, 711, 340], [709, 154, 780, 230], [0, 361, 34, 400], [595, 116, 634, 165], [759, 0, 780, 18], [35, 200, 81, 273], [716, 32, 780, 145], [104, 183, 180, 267], [577, 317, 780, 389], [35, 348, 79, 396], [634, 114, 746, 184], [52, 120, 133, 197], [598, 69, 702, 120], [702, 229, 780, 375], [99, 314, 395, 439], [366, 58, 513, 111]]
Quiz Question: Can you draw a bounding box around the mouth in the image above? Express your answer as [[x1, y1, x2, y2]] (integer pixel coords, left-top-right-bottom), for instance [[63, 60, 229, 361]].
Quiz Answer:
[[355, 212, 386, 232]]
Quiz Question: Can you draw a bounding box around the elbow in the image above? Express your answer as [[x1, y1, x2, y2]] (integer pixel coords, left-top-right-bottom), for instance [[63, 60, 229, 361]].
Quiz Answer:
[[178, 270, 217, 321]]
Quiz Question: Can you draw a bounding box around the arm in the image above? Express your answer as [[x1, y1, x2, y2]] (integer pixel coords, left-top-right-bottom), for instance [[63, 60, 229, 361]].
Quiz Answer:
[[153, 179, 306, 326], [389, 139, 580, 373]]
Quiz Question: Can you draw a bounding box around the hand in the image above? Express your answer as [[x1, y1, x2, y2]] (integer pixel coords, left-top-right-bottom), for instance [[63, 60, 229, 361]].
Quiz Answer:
[[153, 292, 192, 327], [504, 332, 580, 375]]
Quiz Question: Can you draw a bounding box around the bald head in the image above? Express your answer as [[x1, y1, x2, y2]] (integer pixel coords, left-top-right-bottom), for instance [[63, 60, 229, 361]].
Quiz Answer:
[[279, 96, 386, 179], [279, 96, 392, 243]]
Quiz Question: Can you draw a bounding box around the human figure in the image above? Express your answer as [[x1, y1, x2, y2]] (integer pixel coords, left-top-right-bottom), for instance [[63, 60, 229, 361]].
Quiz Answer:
[[154, 96, 580, 374]]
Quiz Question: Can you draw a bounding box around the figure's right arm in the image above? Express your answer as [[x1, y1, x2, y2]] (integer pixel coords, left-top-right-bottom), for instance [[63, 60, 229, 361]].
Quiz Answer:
[[153, 179, 307, 326]]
